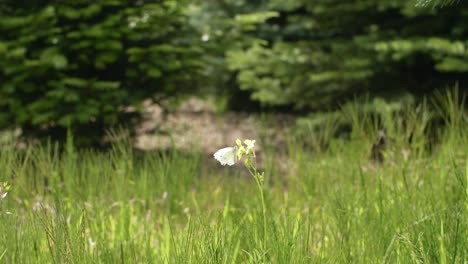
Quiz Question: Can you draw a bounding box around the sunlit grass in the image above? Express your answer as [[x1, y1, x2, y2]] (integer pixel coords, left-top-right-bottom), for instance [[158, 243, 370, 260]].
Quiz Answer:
[[0, 93, 466, 263]]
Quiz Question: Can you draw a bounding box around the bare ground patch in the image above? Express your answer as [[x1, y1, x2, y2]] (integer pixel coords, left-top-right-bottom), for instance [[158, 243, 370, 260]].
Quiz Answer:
[[134, 97, 296, 159]]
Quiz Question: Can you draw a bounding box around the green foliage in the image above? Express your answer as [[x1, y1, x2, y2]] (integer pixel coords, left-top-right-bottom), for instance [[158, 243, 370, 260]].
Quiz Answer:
[[416, 0, 460, 7], [220, 0, 468, 110], [1, 0, 466, 144], [187, 1, 276, 110], [0, 1, 202, 144]]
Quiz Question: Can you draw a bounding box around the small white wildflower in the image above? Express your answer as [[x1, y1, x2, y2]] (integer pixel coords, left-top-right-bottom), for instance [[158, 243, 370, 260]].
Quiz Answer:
[[244, 139, 255, 150], [129, 21, 137, 28], [201, 33, 210, 42], [88, 237, 97, 248], [0, 182, 10, 200], [213, 146, 238, 166]]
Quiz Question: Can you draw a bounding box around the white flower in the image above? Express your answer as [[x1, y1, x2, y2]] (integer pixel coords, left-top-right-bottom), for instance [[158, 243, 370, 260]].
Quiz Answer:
[[201, 33, 210, 42], [88, 237, 97, 248], [244, 139, 255, 150], [213, 146, 238, 166]]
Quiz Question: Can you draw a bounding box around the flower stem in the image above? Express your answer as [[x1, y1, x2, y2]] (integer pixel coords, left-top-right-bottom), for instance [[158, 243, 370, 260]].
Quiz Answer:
[[248, 161, 267, 255]]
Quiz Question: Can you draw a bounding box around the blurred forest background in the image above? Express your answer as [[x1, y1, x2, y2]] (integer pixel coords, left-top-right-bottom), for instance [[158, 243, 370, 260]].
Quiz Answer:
[[0, 0, 466, 146]]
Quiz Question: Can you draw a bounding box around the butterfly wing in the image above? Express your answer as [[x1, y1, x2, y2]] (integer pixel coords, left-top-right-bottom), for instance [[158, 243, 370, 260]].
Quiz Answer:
[[214, 147, 238, 166]]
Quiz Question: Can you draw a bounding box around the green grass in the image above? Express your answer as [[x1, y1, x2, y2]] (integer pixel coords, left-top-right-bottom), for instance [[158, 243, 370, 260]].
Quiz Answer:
[[0, 97, 467, 263]]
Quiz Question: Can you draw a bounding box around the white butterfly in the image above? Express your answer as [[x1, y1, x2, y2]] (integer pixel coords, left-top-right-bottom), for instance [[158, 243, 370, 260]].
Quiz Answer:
[[213, 146, 238, 166]]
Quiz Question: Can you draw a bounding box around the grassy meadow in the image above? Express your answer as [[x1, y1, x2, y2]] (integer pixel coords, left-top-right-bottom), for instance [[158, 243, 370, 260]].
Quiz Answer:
[[0, 96, 467, 263]]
